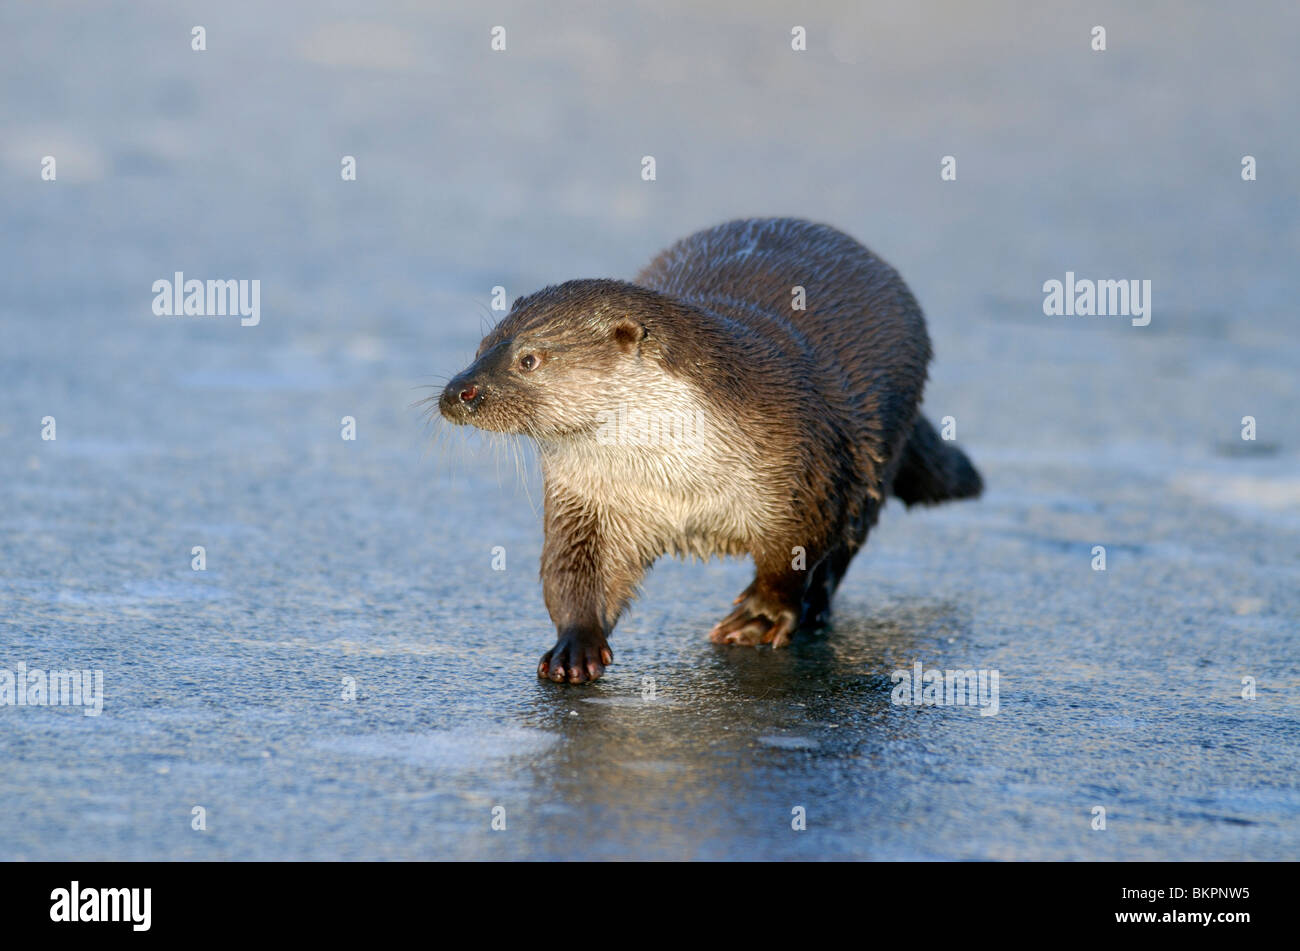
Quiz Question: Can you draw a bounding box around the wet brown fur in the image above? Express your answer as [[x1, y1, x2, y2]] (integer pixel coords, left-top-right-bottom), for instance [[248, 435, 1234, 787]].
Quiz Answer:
[[440, 218, 982, 683]]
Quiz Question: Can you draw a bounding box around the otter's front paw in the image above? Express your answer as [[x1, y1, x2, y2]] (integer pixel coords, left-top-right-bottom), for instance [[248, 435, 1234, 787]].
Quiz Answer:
[[709, 585, 800, 648], [538, 634, 613, 684]]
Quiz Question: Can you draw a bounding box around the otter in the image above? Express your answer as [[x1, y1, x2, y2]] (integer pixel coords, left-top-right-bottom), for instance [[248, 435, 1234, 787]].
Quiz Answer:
[[439, 218, 982, 684]]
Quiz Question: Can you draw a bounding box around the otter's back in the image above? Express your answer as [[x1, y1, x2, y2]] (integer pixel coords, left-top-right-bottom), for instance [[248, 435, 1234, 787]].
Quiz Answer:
[[636, 217, 931, 437]]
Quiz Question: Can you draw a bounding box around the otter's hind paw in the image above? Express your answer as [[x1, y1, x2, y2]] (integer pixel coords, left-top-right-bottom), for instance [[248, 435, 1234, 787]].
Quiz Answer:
[[709, 589, 799, 648]]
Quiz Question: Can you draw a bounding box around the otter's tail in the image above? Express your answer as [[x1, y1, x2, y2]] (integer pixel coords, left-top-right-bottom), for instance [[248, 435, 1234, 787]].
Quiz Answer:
[[890, 415, 983, 507]]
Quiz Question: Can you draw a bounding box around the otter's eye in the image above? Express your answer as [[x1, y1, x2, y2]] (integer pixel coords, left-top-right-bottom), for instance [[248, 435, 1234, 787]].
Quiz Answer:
[[518, 353, 538, 371]]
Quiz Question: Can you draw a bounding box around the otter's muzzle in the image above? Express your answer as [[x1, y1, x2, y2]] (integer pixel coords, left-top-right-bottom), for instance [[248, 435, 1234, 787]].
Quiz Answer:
[[439, 375, 484, 423]]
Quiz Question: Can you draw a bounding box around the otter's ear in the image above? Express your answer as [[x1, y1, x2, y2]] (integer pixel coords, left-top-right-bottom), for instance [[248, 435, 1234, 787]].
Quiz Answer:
[[611, 319, 648, 353]]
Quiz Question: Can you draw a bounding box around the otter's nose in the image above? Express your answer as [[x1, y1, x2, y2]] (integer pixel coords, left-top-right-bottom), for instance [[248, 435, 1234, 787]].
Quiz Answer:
[[439, 377, 483, 422]]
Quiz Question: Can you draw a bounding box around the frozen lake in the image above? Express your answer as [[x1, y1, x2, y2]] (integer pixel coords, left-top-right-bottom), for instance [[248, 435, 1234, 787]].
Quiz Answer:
[[1, 0, 1297, 859]]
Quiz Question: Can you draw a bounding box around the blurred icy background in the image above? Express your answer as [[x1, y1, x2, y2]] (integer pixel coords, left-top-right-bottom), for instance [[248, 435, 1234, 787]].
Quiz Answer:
[[1, 0, 1297, 859]]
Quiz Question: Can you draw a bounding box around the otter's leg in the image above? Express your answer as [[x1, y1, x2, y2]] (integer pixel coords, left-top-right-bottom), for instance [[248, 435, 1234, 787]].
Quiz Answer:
[[800, 548, 848, 629], [708, 549, 811, 649], [801, 497, 878, 627], [743, 491, 883, 639], [536, 490, 643, 684]]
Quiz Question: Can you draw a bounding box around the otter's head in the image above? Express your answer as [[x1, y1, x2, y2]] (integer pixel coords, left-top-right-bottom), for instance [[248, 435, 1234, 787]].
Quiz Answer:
[[439, 279, 657, 439]]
